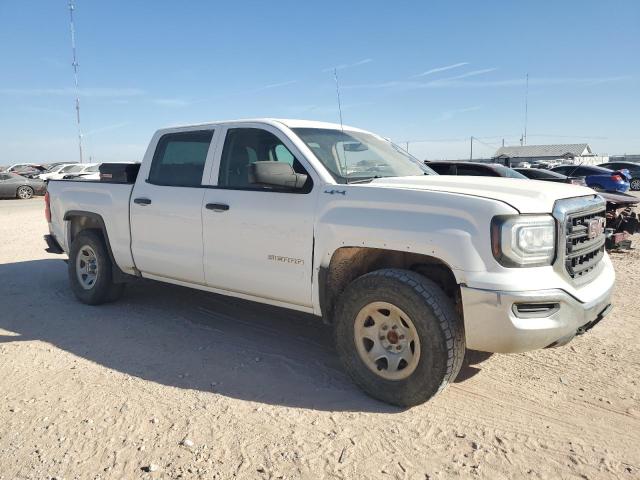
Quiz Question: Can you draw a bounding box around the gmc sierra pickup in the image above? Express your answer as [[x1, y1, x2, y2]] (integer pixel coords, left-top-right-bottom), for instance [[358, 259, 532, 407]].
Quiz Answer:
[[44, 119, 615, 406]]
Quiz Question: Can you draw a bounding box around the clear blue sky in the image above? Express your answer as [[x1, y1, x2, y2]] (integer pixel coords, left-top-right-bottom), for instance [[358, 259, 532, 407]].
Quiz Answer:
[[0, 0, 638, 164]]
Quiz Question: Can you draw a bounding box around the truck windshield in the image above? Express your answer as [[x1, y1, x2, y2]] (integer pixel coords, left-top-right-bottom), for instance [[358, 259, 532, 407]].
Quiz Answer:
[[292, 128, 434, 183]]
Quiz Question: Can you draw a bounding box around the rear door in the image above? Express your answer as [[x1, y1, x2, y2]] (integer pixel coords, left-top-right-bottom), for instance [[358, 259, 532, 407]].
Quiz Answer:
[[130, 129, 217, 284], [201, 124, 318, 307]]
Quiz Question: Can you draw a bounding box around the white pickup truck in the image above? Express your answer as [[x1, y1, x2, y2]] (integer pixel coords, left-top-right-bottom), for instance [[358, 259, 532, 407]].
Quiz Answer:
[[45, 119, 615, 406]]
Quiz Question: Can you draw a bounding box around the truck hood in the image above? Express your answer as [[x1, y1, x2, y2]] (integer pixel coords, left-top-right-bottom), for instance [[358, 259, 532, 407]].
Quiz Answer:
[[366, 175, 596, 213]]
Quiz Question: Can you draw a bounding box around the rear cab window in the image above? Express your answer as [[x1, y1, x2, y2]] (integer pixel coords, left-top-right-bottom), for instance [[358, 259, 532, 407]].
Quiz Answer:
[[148, 130, 214, 187]]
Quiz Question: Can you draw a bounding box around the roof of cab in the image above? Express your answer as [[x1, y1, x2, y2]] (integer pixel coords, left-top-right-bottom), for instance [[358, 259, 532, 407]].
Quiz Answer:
[[158, 118, 368, 133]]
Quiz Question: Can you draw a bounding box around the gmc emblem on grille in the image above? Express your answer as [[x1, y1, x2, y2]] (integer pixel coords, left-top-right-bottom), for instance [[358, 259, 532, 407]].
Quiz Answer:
[[587, 218, 605, 239]]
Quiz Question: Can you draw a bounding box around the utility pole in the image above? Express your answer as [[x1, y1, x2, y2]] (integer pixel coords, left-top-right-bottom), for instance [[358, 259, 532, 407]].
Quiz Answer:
[[470, 136, 473, 160], [405, 141, 409, 153], [68, 0, 84, 163], [523, 73, 529, 146]]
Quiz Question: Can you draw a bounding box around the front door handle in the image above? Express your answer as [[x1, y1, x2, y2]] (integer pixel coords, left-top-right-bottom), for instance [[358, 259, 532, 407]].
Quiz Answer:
[[205, 203, 230, 212], [134, 197, 152, 205]]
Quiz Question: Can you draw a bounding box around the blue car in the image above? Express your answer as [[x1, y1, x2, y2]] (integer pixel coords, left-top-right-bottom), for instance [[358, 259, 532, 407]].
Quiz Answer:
[[551, 164, 630, 193]]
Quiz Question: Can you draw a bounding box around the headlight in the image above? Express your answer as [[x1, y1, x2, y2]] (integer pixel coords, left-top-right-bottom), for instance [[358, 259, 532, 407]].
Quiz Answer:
[[491, 215, 556, 267]]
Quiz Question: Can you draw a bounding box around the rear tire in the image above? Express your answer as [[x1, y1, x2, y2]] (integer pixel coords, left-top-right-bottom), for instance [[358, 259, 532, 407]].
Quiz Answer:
[[17, 186, 33, 199], [68, 230, 125, 305], [590, 184, 604, 192], [334, 269, 465, 407], [631, 178, 640, 191]]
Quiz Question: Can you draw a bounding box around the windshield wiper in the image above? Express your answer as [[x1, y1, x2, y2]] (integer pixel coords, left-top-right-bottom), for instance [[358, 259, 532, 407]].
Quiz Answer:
[[346, 175, 382, 184]]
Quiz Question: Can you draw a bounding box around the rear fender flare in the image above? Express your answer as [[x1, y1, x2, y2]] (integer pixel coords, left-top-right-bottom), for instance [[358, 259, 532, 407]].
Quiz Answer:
[[63, 210, 132, 283]]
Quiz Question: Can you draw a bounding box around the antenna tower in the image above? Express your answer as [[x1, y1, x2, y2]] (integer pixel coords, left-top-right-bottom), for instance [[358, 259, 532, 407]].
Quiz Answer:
[[68, 0, 84, 163]]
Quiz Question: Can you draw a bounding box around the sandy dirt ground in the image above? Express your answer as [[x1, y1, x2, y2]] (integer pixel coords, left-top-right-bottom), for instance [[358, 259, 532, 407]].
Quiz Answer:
[[0, 197, 638, 480]]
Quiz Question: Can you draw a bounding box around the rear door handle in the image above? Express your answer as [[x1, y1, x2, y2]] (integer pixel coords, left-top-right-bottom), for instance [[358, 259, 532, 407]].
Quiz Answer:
[[205, 203, 229, 212], [134, 197, 152, 205]]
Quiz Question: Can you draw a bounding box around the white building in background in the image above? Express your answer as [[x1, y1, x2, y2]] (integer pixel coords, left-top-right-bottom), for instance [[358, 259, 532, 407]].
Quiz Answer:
[[493, 143, 607, 167]]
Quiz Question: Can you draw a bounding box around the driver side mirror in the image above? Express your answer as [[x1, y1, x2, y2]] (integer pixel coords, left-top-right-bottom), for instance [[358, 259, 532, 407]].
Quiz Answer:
[[249, 161, 308, 190]]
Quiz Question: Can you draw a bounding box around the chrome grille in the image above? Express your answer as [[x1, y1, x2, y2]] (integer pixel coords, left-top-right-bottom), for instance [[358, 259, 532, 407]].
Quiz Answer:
[[556, 197, 606, 281]]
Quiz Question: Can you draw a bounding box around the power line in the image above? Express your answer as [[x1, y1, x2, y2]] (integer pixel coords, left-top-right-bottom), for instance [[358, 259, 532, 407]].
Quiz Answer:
[[526, 133, 609, 140], [68, 0, 84, 163]]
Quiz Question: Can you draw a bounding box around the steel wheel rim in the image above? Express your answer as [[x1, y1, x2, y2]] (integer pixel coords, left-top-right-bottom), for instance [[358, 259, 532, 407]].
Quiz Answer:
[[18, 187, 32, 199], [354, 301, 421, 380], [76, 245, 99, 290], [631, 179, 640, 190]]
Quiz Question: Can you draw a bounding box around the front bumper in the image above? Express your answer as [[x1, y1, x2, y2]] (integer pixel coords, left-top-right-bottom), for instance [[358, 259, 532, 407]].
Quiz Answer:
[[461, 282, 613, 353]]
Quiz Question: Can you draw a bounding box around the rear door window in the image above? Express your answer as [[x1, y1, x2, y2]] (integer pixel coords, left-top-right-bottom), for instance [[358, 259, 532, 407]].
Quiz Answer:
[[148, 130, 213, 187]]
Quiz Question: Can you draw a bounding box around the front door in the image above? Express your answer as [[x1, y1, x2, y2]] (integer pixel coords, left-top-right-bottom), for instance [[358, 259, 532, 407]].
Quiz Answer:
[[202, 126, 317, 306], [130, 129, 215, 284]]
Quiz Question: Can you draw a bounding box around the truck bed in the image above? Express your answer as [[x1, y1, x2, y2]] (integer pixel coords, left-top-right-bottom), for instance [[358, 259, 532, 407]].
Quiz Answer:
[[47, 179, 137, 274]]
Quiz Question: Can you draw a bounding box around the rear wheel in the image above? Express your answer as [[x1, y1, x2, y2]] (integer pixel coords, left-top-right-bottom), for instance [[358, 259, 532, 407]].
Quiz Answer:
[[631, 178, 640, 191], [17, 185, 33, 199], [68, 230, 125, 305], [590, 184, 604, 192], [334, 269, 465, 407]]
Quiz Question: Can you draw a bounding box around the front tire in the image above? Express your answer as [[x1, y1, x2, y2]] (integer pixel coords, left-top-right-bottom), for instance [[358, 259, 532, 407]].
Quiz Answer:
[[17, 186, 33, 199], [334, 269, 465, 407], [68, 230, 125, 305]]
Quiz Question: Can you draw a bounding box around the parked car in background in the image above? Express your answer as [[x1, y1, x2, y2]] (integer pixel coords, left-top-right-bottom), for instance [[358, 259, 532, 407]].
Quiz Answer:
[[598, 161, 640, 191], [531, 160, 557, 169], [3, 163, 41, 173], [44, 162, 72, 170], [11, 165, 48, 179], [0, 172, 47, 199], [68, 162, 140, 181], [39, 163, 77, 181], [426, 161, 528, 178], [61, 163, 100, 179], [514, 168, 587, 186], [551, 165, 630, 193], [44, 163, 86, 181]]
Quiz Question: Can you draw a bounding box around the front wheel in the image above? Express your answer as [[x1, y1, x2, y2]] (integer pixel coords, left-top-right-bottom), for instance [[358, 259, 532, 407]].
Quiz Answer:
[[17, 186, 33, 199], [334, 269, 465, 407], [68, 230, 125, 305]]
